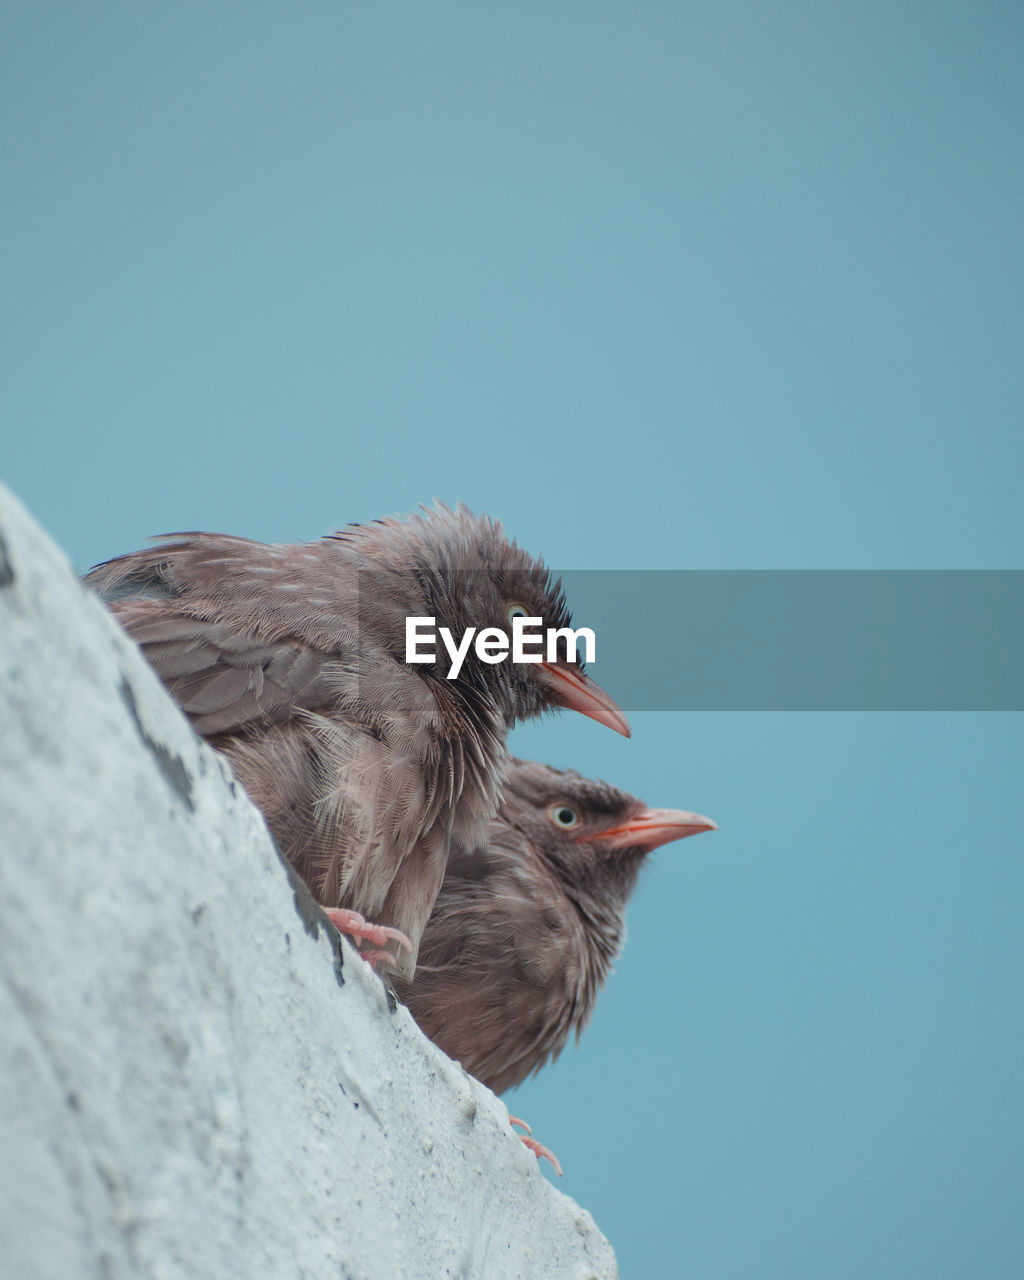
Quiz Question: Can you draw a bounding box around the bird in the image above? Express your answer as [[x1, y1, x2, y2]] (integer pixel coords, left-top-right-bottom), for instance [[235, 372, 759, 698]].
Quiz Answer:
[[85, 505, 630, 977], [391, 757, 716, 1094]]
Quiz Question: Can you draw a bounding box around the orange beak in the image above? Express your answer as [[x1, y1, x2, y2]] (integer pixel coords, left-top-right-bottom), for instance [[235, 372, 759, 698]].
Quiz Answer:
[[591, 806, 718, 853], [539, 663, 631, 738]]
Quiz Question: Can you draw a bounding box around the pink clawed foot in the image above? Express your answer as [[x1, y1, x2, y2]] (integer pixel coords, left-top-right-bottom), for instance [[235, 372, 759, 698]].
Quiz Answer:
[[509, 1115, 563, 1177], [322, 908, 412, 969]]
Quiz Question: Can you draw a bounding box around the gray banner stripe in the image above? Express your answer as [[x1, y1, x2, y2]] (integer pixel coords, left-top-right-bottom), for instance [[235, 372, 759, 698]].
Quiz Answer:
[[558, 571, 1023, 710]]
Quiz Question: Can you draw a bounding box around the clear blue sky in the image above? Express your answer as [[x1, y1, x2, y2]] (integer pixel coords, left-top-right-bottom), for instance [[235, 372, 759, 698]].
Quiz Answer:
[[3, 4, 1022, 1275]]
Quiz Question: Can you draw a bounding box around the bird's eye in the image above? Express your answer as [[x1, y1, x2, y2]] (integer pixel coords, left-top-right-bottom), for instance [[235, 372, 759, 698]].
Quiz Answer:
[[506, 603, 531, 625], [548, 804, 581, 830]]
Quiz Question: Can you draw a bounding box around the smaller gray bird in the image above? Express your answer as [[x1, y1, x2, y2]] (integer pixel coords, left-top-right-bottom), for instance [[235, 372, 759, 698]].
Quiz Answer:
[[391, 759, 716, 1098]]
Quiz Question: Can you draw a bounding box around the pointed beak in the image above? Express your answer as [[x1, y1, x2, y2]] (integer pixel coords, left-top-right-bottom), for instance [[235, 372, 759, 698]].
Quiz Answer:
[[592, 806, 718, 853], [539, 663, 631, 738]]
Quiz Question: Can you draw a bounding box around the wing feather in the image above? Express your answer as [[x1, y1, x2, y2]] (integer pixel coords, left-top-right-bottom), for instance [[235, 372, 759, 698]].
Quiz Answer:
[[85, 536, 355, 736]]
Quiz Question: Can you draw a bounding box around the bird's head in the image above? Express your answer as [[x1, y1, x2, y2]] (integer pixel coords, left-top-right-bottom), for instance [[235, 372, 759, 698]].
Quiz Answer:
[[332, 504, 630, 735], [499, 757, 716, 913]]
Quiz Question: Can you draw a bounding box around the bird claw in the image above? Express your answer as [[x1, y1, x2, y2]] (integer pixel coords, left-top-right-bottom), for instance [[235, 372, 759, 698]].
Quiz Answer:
[[509, 1115, 562, 1176], [322, 908, 413, 965], [518, 1135, 563, 1177]]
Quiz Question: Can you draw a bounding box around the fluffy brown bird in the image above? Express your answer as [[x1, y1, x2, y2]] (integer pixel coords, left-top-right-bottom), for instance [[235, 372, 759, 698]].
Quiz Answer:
[[86, 506, 629, 976], [392, 758, 715, 1093]]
